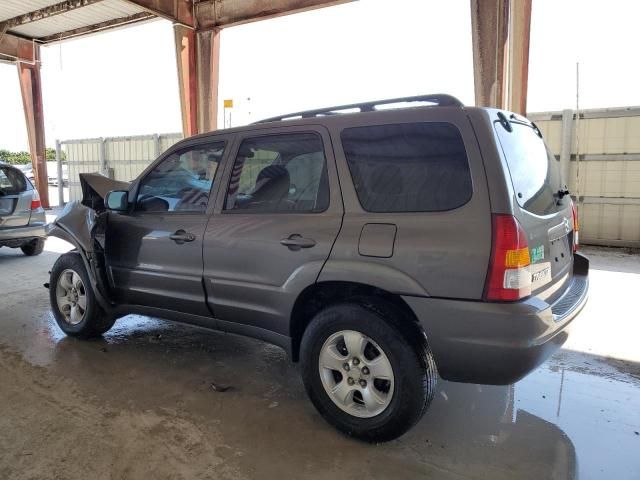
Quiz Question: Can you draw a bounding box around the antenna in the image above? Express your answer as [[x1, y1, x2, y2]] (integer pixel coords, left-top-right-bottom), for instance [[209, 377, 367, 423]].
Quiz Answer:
[[575, 62, 581, 213]]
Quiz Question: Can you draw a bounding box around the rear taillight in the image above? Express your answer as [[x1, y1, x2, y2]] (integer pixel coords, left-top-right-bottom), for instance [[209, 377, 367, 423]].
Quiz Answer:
[[571, 200, 579, 252], [484, 214, 531, 301], [31, 190, 41, 210]]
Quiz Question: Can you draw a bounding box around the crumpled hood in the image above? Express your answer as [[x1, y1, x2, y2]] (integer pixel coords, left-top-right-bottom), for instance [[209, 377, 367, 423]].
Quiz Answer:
[[46, 173, 128, 252], [79, 173, 129, 210]]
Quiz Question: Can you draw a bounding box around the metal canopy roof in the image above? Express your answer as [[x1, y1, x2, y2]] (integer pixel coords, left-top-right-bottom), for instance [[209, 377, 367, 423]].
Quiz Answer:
[[2, 0, 150, 42], [0, 1, 155, 44], [0, 0, 64, 21], [0, 0, 350, 47]]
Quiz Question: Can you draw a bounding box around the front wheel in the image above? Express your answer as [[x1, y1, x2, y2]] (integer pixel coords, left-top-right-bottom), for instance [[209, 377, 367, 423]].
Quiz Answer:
[[300, 302, 437, 442], [49, 253, 115, 338]]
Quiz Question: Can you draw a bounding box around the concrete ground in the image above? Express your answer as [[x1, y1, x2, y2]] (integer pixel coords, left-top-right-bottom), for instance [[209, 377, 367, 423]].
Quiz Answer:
[[0, 224, 638, 479]]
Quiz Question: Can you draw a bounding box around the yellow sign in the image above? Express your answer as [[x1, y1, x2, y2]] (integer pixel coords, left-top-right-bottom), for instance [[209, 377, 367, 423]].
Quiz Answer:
[[223, 99, 234, 108]]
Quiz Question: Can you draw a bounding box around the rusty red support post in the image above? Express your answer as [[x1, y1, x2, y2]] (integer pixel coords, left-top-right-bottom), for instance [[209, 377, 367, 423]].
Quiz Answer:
[[174, 25, 221, 137], [470, 0, 532, 115], [17, 44, 49, 208], [174, 25, 198, 137], [470, 0, 509, 110], [504, 0, 532, 116], [196, 28, 220, 132]]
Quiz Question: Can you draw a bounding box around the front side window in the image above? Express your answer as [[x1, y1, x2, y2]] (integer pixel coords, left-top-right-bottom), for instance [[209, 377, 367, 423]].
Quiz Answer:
[[341, 122, 472, 212], [0, 167, 27, 195], [225, 133, 329, 213], [136, 143, 225, 212]]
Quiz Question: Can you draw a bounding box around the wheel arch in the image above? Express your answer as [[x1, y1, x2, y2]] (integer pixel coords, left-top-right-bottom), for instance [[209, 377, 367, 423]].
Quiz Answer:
[[289, 281, 424, 362], [48, 225, 113, 311]]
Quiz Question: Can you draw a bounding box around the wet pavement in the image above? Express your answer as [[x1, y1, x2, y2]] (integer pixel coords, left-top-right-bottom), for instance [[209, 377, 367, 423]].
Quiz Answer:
[[0, 237, 639, 479]]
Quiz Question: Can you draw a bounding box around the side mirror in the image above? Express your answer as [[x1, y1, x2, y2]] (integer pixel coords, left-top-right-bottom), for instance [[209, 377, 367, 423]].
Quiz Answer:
[[105, 190, 129, 211]]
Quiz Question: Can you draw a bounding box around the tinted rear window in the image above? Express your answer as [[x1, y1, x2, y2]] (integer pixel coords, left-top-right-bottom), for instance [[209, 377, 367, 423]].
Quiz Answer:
[[494, 122, 563, 216], [341, 123, 472, 212], [0, 167, 27, 194]]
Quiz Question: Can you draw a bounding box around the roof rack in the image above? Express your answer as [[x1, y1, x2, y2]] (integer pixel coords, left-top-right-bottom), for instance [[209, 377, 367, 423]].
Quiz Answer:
[[254, 93, 464, 124]]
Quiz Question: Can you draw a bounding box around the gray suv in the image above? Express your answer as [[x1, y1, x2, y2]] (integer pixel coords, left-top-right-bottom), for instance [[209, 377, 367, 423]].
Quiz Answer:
[[47, 95, 589, 442], [0, 162, 46, 256]]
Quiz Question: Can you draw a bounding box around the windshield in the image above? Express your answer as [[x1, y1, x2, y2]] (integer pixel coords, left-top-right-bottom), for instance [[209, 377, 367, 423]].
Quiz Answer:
[[495, 121, 563, 215]]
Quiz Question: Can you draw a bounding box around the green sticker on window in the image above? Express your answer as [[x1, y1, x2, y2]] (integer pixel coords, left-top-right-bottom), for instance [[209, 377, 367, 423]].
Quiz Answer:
[[530, 245, 545, 263]]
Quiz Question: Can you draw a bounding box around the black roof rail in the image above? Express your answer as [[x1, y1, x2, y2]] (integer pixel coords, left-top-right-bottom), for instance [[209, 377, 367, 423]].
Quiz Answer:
[[254, 93, 464, 124]]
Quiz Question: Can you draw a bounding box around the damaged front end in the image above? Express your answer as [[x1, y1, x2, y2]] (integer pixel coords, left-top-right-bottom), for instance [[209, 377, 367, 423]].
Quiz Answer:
[[46, 173, 130, 310]]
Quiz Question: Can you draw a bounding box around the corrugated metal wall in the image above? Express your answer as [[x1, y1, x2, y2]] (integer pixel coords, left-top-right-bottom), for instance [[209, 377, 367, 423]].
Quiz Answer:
[[60, 106, 640, 247], [64, 133, 182, 202], [530, 107, 640, 247]]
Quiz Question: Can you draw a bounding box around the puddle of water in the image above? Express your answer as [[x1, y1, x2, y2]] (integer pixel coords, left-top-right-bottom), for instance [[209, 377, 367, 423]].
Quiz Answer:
[[516, 357, 640, 480]]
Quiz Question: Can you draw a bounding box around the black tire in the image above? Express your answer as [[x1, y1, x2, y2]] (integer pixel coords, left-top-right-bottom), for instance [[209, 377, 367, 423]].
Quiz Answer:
[[21, 238, 45, 256], [300, 300, 437, 442], [49, 252, 115, 338]]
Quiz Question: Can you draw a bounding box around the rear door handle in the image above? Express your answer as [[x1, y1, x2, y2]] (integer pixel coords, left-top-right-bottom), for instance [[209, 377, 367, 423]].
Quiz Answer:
[[280, 234, 316, 250], [169, 229, 196, 244]]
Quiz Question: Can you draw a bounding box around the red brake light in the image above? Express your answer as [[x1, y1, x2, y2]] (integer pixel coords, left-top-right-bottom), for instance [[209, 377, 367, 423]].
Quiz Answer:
[[571, 200, 579, 252], [484, 214, 531, 301], [30, 190, 41, 210]]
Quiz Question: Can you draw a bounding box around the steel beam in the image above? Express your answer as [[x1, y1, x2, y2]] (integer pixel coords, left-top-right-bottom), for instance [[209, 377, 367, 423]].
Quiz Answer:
[[470, 0, 508, 110], [38, 11, 155, 43], [173, 25, 220, 137], [196, 28, 220, 132], [174, 25, 198, 137], [195, 0, 352, 30], [124, 0, 194, 27], [17, 47, 49, 208], [504, 0, 531, 115], [470, 0, 532, 115], [0, 32, 35, 62], [0, 0, 103, 31]]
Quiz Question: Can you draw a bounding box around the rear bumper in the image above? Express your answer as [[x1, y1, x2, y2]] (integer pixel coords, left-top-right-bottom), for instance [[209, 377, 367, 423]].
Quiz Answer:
[[0, 223, 46, 246], [403, 253, 589, 385]]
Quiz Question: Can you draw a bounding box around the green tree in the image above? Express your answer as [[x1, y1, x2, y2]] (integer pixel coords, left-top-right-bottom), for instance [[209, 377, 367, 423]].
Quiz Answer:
[[0, 147, 65, 164]]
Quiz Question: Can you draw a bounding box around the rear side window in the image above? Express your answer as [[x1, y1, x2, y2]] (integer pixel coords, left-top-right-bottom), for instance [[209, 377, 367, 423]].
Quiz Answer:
[[341, 123, 472, 212], [0, 167, 27, 194], [495, 122, 563, 216], [225, 133, 329, 213]]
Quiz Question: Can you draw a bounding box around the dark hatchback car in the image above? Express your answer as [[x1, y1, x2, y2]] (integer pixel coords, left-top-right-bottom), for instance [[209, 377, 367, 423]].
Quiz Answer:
[[0, 162, 46, 256], [47, 95, 589, 442]]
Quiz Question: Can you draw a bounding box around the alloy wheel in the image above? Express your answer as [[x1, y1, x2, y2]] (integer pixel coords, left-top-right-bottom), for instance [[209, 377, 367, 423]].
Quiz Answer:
[[55, 269, 87, 325], [318, 330, 395, 418]]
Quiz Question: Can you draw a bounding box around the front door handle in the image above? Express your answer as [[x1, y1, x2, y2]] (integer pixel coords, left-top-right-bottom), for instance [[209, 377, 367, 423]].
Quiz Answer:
[[280, 234, 316, 251], [169, 229, 196, 244]]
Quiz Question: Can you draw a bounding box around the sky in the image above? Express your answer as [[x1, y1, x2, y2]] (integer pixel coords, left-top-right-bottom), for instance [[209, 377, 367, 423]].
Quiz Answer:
[[1, 0, 639, 152]]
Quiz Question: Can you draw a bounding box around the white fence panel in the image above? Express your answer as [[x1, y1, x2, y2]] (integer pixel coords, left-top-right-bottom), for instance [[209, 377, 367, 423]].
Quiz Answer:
[[530, 107, 640, 247], [62, 133, 182, 203], [65, 139, 102, 203]]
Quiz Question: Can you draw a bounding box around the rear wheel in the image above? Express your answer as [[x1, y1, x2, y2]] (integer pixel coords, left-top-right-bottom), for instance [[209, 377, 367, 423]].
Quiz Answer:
[[21, 238, 45, 256], [49, 253, 115, 338], [300, 301, 437, 442]]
